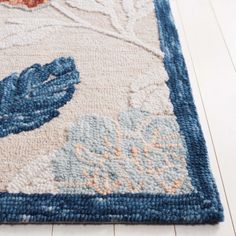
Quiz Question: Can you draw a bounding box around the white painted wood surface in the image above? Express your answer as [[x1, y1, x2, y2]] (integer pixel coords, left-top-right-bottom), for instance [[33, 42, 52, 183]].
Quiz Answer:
[[0, 225, 52, 236], [1, 0, 235, 235], [210, 0, 236, 70], [173, 1, 236, 235], [115, 225, 175, 236], [52, 225, 113, 236]]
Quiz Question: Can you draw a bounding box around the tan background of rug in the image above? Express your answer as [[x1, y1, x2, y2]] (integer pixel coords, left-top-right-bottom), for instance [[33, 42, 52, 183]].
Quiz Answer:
[[0, 1, 164, 191]]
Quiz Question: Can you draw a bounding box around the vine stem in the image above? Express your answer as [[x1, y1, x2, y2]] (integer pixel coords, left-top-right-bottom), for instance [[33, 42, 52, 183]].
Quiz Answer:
[[50, 1, 164, 59]]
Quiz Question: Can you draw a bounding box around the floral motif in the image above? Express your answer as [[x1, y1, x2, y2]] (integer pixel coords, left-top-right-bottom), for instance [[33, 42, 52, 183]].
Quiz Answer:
[[0, 19, 69, 50], [0, 57, 80, 137], [62, 0, 163, 58], [0, 0, 49, 8], [0, 0, 163, 59], [129, 71, 174, 115], [52, 109, 194, 195]]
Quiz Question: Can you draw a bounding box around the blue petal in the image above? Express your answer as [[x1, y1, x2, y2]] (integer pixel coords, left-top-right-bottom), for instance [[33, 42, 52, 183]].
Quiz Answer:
[[0, 74, 18, 114]]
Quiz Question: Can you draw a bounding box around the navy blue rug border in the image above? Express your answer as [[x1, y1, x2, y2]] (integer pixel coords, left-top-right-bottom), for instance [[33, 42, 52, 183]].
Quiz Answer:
[[0, 0, 223, 224]]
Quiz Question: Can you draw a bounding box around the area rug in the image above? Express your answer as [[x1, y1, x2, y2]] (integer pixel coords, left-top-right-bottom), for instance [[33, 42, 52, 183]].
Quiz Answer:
[[0, 0, 223, 224]]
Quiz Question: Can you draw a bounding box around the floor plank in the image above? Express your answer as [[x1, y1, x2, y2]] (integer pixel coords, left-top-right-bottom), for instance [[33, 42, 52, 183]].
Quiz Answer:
[[52, 225, 114, 236], [171, 0, 235, 235], [0, 225, 52, 236], [210, 0, 236, 70], [115, 225, 175, 236]]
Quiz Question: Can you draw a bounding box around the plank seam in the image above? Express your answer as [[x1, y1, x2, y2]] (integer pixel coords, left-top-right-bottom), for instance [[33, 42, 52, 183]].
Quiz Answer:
[[209, 0, 236, 75], [174, 0, 235, 233]]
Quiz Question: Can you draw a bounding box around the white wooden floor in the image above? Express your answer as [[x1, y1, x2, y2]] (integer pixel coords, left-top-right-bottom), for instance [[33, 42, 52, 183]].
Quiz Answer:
[[1, 0, 236, 235]]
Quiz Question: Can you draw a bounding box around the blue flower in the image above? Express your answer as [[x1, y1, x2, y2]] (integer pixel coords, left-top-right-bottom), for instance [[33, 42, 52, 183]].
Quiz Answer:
[[52, 109, 194, 195], [68, 115, 119, 156]]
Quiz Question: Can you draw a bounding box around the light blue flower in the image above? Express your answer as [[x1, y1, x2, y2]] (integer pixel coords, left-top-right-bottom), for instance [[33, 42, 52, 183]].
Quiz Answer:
[[68, 115, 119, 155], [52, 109, 194, 195]]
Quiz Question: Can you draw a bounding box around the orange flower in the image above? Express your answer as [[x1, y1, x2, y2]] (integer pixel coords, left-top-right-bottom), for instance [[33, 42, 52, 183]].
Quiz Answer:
[[0, 0, 49, 8]]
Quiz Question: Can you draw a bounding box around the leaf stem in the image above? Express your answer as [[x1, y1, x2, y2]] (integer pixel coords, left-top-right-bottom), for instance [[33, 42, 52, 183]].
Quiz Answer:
[[50, 2, 164, 59]]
